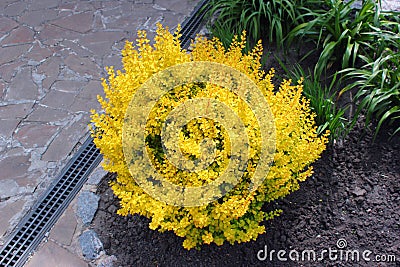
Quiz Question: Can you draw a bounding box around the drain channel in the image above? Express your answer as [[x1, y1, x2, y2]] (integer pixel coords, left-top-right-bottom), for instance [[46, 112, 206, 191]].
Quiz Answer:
[[0, 0, 210, 266], [0, 136, 102, 267], [179, 0, 211, 49]]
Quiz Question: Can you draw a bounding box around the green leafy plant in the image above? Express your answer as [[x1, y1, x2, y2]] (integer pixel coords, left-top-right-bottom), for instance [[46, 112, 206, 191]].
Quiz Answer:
[[288, 0, 390, 77], [204, 0, 400, 141], [341, 48, 400, 138], [204, 0, 305, 49]]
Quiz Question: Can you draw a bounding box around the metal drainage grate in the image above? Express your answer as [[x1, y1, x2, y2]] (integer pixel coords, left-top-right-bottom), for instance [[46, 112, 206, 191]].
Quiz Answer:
[[0, 1, 210, 266], [0, 136, 102, 267], [179, 0, 211, 49]]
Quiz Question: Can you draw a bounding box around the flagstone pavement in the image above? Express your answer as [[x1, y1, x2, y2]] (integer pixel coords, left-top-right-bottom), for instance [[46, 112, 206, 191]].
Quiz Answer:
[[0, 0, 199, 266]]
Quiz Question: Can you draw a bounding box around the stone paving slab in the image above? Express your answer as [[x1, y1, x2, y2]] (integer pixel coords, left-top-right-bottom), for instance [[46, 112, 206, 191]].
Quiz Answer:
[[49, 206, 77, 247], [377, 0, 399, 10], [0, 198, 26, 240], [26, 240, 88, 267]]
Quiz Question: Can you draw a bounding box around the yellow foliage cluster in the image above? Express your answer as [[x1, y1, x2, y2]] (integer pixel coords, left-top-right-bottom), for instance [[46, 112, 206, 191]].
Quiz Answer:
[[90, 24, 329, 249]]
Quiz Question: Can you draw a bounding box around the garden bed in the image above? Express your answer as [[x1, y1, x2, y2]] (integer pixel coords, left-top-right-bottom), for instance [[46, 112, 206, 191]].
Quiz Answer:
[[91, 119, 399, 267]]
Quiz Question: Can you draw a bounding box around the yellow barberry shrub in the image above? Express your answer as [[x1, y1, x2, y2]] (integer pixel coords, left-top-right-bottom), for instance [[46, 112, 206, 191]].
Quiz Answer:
[[90, 24, 329, 250]]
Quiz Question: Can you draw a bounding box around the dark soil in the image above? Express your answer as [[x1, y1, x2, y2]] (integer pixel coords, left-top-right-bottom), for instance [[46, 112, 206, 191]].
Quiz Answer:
[[91, 119, 400, 267]]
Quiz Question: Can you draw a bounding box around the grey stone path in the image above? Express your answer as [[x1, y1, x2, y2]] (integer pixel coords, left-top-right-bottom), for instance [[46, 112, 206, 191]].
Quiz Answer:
[[0, 0, 198, 265]]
